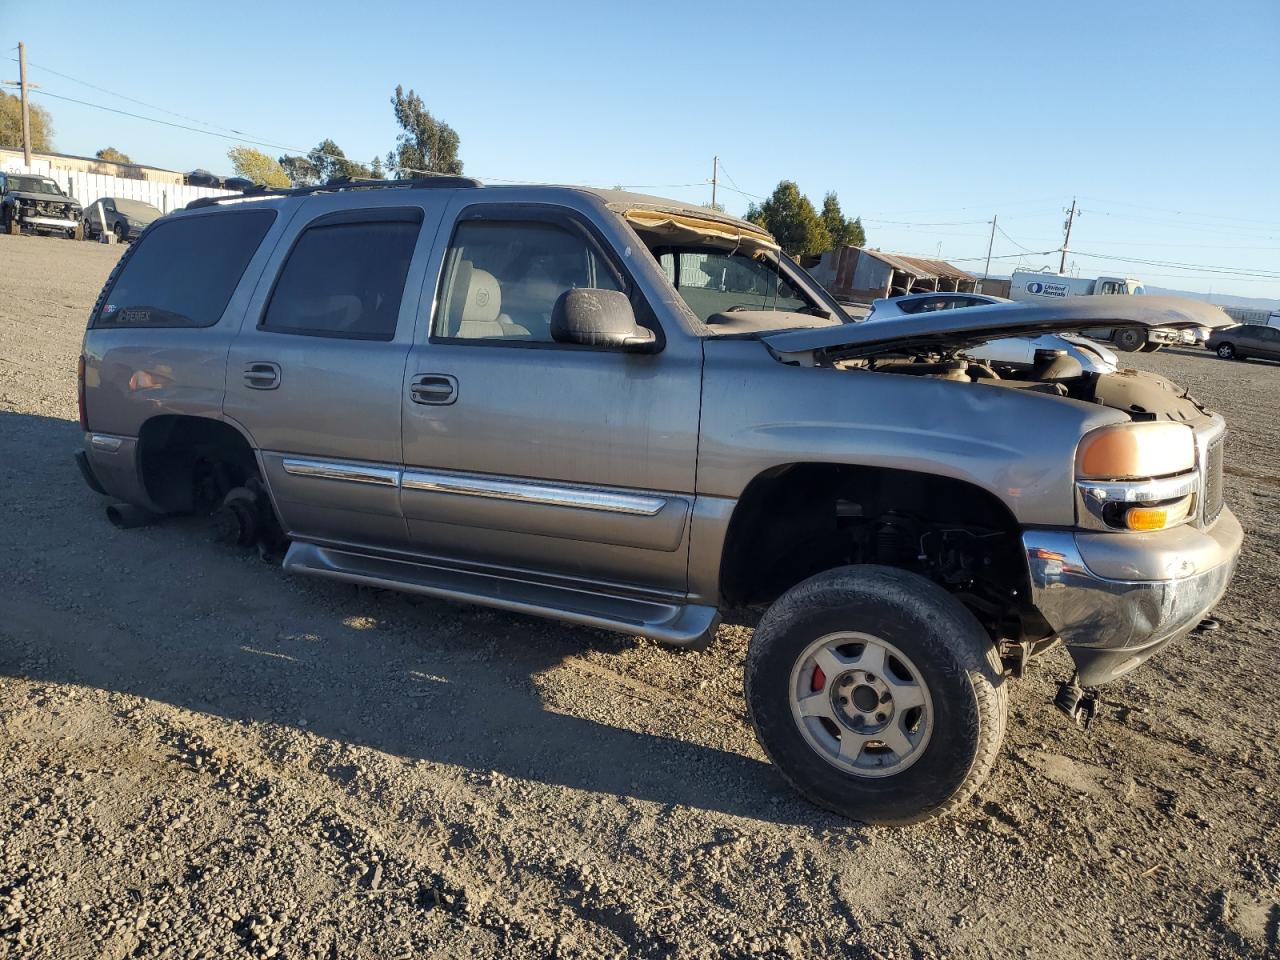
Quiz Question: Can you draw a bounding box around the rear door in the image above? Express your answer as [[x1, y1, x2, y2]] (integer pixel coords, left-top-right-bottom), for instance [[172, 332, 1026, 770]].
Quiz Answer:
[[225, 195, 444, 549], [398, 198, 703, 596], [1254, 325, 1280, 359]]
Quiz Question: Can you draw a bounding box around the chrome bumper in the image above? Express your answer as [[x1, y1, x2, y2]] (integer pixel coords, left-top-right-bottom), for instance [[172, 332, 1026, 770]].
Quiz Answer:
[[1023, 509, 1243, 685]]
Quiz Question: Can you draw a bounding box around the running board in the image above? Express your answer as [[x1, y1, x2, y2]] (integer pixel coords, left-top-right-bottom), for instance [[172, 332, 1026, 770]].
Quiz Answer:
[[282, 542, 719, 648]]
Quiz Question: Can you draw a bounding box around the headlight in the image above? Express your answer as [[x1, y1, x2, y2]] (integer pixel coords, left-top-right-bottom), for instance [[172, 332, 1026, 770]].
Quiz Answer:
[[1076, 422, 1195, 480], [1076, 423, 1199, 532]]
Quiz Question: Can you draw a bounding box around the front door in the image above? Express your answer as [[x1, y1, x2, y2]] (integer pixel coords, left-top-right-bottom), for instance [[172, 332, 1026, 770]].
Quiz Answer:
[[225, 200, 442, 549], [400, 201, 702, 596]]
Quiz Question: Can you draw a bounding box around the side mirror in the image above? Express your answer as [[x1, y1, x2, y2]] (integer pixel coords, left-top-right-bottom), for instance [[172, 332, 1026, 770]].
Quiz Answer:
[[551, 288, 658, 352]]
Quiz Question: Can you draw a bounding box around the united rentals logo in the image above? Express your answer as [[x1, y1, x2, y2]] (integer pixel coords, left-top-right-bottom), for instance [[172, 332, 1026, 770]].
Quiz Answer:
[[1026, 280, 1069, 297]]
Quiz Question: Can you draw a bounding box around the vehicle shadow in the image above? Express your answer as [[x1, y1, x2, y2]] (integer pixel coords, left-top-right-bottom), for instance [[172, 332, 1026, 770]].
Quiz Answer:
[[0, 409, 839, 829]]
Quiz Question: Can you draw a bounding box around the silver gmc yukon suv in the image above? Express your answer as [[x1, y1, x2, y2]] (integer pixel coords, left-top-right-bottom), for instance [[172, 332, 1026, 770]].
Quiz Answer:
[[75, 178, 1242, 824]]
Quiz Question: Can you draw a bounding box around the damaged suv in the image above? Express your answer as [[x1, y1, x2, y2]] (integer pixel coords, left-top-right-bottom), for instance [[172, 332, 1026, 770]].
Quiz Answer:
[[75, 179, 1241, 824], [1, 172, 83, 239]]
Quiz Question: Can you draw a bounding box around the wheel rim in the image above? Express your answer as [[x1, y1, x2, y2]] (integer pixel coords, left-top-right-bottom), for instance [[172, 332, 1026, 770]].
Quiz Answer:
[[1218, 345, 1232, 358], [788, 632, 934, 778]]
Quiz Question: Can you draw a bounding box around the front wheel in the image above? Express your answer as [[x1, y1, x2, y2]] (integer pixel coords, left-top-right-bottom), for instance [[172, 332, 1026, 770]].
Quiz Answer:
[[1216, 343, 1236, 360], [745, 565, 1007, 825], [1114, 327, 1145, 352]]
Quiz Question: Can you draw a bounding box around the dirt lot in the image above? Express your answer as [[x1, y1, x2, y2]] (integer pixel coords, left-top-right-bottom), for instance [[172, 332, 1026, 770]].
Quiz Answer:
[[2, 232, 1278, 959]]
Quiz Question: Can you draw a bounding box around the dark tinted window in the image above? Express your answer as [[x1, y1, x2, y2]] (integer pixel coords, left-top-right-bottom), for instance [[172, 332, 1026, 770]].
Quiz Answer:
[[262, 216, 421, 341], [95, 210, 276, 328]]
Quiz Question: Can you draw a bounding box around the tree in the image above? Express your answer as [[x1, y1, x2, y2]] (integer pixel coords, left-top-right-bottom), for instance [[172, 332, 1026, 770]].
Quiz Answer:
[[387, 85, 462, 176], [226, 146, 291, 188], [95, 146, 132, 164], [278, 139, 372, 186], [701, 200, 726, 213], [819, 192, 866, 250], [745, 181, 831, 257], [0, 91, 53, 153]]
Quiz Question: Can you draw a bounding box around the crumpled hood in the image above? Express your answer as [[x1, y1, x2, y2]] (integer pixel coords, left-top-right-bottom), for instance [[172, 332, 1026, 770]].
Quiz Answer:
[[5, 190, 81, 209], [764, 296, 1231, 359]]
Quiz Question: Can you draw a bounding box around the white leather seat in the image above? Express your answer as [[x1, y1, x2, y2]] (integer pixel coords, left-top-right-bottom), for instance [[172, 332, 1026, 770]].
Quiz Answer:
[[454, 263, 530, 339]]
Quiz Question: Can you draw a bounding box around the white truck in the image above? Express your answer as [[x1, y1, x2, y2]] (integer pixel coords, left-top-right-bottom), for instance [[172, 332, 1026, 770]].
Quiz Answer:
[[1008, 270, 1190, 352]]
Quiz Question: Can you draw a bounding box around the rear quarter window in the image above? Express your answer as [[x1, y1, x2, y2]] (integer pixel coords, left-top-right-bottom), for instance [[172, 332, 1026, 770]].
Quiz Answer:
[[92, 209, 276, 328]]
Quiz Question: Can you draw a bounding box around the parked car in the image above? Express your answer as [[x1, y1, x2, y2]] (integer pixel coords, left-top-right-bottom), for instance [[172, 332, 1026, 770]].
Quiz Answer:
[[75, 180, 1240, 825], [866, 292, 1120, 373], [0, 172, 83, 239], [1207, 323, 1280, 362], [82, 197, 163, 242]]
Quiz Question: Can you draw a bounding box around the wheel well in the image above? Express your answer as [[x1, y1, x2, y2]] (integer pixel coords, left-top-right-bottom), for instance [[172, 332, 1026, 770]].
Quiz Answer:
[[137, 415, 258, 514], [719, 463, 1031, 637]]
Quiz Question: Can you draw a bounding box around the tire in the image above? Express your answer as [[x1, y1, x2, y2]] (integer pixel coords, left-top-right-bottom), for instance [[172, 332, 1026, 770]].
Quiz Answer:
[[745, 565, 1007, 825], [113, 222, 126, 243], [1216, 343, 1236, 360], [1139, 342, 1162, 353], [1114, 327, 1145, 352]]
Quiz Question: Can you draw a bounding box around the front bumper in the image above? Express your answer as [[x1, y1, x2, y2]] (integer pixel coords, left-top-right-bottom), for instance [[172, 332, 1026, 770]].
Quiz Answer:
[[24, 214, 79, 231], [1023, 509, 1243, 685]]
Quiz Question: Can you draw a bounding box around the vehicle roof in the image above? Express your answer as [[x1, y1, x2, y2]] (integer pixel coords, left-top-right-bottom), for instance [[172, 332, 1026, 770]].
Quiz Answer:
[[181, 178, 765, 236]]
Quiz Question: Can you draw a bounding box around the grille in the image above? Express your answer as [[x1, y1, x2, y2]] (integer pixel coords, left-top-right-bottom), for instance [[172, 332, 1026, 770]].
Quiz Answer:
[[1203, 435, 1225, 524]]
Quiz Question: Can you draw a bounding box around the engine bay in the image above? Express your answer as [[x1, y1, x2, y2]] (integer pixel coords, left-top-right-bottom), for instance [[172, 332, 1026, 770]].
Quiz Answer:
[[830, 351, 1210, 422]]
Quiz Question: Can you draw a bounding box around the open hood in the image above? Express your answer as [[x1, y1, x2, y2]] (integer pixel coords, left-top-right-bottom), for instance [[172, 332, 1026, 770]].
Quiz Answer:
[[763, 296, 1231, 359]]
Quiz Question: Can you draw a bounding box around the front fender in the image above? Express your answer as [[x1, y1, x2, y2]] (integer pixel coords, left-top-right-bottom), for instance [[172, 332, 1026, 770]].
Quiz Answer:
[[698, 338, 1128, 527]]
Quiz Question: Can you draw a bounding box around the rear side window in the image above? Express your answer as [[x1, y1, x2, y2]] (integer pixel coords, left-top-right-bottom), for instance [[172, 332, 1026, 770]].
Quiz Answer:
[[260, 212, 422, 341], [94, 210, 276, 328]]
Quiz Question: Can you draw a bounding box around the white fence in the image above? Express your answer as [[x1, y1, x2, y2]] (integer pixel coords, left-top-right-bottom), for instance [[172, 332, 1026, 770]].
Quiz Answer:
[[1, 160, 235, 214]]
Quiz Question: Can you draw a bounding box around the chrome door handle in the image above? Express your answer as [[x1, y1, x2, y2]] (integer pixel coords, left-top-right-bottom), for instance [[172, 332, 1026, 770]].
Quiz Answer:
[[410, 373, 458, 405], [243, 361, 281, 390]]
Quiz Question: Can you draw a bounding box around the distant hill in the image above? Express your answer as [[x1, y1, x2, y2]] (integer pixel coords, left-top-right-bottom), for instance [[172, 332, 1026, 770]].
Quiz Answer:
[[1142, 286, 1279, 312], [983, 274, 1277, 312]]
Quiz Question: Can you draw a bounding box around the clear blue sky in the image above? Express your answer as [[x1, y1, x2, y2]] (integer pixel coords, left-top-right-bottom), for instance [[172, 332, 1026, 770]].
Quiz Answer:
[[7, 0, 1279, 301]]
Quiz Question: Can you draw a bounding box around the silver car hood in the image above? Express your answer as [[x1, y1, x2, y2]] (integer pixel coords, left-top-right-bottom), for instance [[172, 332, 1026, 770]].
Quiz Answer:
[[763, 296, 1230, 358]]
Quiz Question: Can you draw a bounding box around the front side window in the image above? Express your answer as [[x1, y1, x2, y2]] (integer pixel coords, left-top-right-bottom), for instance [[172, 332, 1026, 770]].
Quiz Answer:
[[262, 214, 421, 341], [433, 219, 622, 342], [95, 210, 276, 328]]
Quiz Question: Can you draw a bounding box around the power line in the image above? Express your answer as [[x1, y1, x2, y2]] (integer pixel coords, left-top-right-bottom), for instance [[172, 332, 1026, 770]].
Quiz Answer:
[[27, 88, 314, 155], [18, 57, 268, 141]]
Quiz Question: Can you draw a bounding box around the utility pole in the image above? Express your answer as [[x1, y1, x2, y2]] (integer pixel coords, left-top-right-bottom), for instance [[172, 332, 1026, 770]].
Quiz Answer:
[[983, 214, 997, 281], [18, 42, 32, 167], [711, 155, 718, 210], [1059, 198, 1078, 274]]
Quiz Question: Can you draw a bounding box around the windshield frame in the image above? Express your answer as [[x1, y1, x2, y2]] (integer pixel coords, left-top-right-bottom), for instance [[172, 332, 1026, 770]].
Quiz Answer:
[[645, 241, 852, 335], [6, 175, 65, 196]]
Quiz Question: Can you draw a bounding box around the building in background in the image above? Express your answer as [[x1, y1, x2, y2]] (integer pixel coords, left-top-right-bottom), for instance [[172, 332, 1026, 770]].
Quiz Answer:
[[805, 246, 978, 305]]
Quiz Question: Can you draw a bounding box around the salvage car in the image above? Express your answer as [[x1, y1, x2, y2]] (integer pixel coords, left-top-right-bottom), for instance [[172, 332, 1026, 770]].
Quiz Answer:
[[82, 196, 162, 242], [74, 179, 1241, 824], [1, 172, 83, 239], [866, 292, 1120, 373]]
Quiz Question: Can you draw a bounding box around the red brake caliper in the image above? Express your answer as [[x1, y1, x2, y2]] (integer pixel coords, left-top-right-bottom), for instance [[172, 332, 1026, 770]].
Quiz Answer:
[[811, 665, 826, 693]]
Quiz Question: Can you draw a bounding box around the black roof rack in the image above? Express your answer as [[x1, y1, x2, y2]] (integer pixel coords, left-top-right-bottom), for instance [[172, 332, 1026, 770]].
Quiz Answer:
[[185, 175, 482, 210]]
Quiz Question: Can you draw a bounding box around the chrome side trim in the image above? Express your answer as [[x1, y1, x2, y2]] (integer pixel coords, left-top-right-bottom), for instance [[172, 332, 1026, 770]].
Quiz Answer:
[[401, 470, 666, 516], [89, 434, 125, 453], [282, 458, 400, 487]]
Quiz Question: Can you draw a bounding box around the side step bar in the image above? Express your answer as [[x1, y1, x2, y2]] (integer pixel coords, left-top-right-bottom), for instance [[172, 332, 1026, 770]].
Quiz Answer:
[[282, 542, 719, 648]]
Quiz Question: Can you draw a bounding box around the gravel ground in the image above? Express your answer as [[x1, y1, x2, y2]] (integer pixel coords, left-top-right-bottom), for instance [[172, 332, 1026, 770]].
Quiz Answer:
[[1, 233, 1278, 959]]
